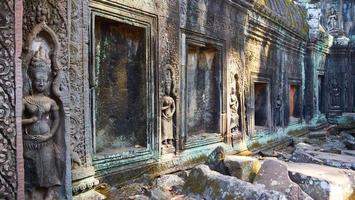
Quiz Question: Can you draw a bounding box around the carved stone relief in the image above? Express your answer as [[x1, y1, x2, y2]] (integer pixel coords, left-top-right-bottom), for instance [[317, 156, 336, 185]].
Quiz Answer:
[[274, 84, 283, 127], [22, 46, 62, 200], [230, 74, 240, 135], [230, 87, 239, 132], [22, 0, 70, 199], [327, 7, 338, 32], [69, 0, 87, 167], [0, 0, 16, 199], [329, 75, 342, 109], [161, 65, 176, 146]]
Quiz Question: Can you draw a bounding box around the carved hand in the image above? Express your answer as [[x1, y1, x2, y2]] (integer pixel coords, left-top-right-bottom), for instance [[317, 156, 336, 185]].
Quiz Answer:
[[22, 116, 39, 125], [36, 134, 52, 142], [31, 116, 38, 123]]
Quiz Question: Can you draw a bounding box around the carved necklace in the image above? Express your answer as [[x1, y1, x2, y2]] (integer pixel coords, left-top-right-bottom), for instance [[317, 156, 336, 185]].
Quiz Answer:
[[25, 95, 47, 115]]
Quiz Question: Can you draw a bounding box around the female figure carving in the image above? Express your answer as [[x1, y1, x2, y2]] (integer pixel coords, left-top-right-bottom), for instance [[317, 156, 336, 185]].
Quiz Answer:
[[161, 68, 175, 145], [22, 47, 61, 199], [327, 7, 338, 31], [230, 87, 239, 133]]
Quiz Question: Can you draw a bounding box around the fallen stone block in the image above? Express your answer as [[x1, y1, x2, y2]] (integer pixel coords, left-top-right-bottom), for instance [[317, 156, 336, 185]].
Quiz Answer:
[[344, 140, 355, 150], [237, 150, 254, 156], [206, 146, 228, 175], [224, 155, 261, 182], [294, 143, 318, 151], [156, 174, 185, 191], [305, 150, 355, 170], [184, 164, 287, 200], [287, 163, 355, 200], [148, 188, 171, 200], [308, 131, 327, 139], [290, 149, 324, 165], [325, 125, 338, 135], [254, 159, 313, 200], [128, 195, 150, 200], [341, 150, 355, 157], [340, 131, 355, 150]]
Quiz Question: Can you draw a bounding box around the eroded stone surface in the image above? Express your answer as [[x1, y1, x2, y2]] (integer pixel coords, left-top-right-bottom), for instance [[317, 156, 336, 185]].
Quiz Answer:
[[148, 188, 171, 200], [254, 159, 313, 200], [305, 150, 355, 170], [290, 148, 324, 165], [340, 132, 355, 150], [294, 143, 319, 151], [341, 150, 355, 157], [184, 164, 287, 200], [287, 163, 355, 200], [308, 131, 327, 139], [156, 174, 185, 191], [224, 155, 261, 182]]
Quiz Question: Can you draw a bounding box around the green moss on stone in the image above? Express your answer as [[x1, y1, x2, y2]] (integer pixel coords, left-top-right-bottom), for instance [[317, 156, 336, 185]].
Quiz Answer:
[[287, 128, 309, 136], [247, 141, 263, 150], [184, 155, 208, 166]]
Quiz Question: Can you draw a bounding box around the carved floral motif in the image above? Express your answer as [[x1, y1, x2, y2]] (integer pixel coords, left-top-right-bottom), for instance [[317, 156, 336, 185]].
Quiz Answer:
[[0, 0, 16, 199], [69, 0, 87, 166]]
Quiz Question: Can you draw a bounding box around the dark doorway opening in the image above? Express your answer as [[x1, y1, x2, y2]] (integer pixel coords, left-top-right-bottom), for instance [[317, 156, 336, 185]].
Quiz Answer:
[[289, 85, 301, 123], [318, 75, 324, 113], [254, 82, 268, 127]]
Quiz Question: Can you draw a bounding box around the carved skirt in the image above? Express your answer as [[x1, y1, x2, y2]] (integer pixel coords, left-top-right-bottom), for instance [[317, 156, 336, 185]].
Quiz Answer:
[[24, 139, 61, 188], [230, 112, 239, 129], [162, 118, 173, 141]]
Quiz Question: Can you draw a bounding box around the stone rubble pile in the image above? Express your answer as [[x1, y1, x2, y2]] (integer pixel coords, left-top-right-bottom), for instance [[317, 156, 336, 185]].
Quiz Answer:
[[104, 126, 355, 200]]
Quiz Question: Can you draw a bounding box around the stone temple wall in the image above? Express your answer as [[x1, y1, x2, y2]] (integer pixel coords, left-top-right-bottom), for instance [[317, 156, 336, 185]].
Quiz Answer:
[[299, 0, 355, 120], [0, 0, 336, 199]]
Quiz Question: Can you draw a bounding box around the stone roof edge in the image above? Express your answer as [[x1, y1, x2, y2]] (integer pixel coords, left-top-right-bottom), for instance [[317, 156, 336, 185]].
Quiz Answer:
[[252, 0, 309, 38]]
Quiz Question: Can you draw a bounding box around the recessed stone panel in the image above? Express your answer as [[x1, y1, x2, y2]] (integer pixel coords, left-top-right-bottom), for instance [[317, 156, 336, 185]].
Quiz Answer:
[[94, 16, 147, 155], [186, 45, 220, 136]]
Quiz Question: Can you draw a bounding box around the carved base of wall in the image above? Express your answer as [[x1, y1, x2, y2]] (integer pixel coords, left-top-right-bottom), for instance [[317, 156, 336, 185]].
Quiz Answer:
[[73, 189, 105, 200], [72, 166, 101, 198], [161, 144, 175, 155]]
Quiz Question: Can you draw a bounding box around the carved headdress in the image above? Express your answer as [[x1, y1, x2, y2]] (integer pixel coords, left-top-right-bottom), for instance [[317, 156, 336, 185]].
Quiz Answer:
[[29, 46, 51, 76]]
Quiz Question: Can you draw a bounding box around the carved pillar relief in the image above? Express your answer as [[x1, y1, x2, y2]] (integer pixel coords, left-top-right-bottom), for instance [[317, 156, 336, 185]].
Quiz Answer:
[[69, 0, 101, 198], [22, 44, 63, 200], [230, 74, 242, 142], [69, 0, 88, 167], [161, 65, 177, 153], [0, 0, 17, 199], [22, 0, 71, 199]]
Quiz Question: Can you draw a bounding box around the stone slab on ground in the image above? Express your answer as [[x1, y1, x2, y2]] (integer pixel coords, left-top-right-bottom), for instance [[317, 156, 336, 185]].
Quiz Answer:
[[294, 143, 318, 151], [287, 163, 355, 200], [128, 195, 150, 200], [340, 131, 355, 150], [224, 155, 261, 182], [305, 150, 355, 169], [73, 190, 105, 200], [344, 140, 355, 150], [148, 188, 171, 200], [156, 174, 185, 191], [184, 164, 287, 200], [254, 159, 313, 200], [341, 150, 355, 157], [308, 131, 327, 139], [326, 125, 338, 135], [206, 146, 228, 175], [290, 149, 324, 165]]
